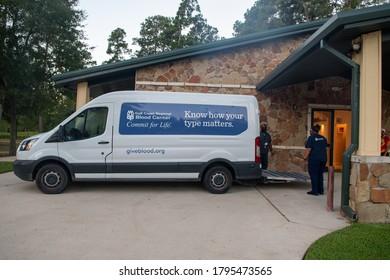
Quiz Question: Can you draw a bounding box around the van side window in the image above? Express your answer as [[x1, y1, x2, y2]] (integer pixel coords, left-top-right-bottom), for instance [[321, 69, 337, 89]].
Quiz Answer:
[[64, 107, 108, 141]]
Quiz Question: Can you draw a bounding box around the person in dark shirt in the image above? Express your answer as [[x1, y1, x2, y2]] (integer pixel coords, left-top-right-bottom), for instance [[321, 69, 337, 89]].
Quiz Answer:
[[381, 128, 390, 156], [260, 122, 273, 170], [302, 124, 327, 196]]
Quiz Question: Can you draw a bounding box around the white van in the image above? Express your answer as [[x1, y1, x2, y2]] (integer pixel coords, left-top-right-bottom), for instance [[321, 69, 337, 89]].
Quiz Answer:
[[14, 91, 262, 194]]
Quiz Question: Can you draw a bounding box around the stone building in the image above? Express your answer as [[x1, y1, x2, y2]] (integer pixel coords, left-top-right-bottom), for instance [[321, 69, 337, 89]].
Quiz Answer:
[[54, 5, 390, 223]]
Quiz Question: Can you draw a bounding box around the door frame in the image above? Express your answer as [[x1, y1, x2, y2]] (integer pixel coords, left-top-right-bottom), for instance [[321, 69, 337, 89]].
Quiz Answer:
[[307, 104, 351, 169]]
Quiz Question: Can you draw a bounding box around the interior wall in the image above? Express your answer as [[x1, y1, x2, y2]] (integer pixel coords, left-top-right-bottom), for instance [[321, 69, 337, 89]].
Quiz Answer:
[[333, 110, 352, 169]]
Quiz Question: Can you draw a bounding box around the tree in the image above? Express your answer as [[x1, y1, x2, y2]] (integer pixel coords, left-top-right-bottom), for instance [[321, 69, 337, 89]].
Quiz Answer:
[[233, 0, 390, 35], [278, 0, 333, 25], [233, 0, 284, 36], [133, 0, 219, 57], [184, 14, 219, 46], [170, 0, 219, 48], [132, 15, 174, 57], [337, 0, 390, 10], [105, 27, 131, 63], [0, 0, 95, 155]]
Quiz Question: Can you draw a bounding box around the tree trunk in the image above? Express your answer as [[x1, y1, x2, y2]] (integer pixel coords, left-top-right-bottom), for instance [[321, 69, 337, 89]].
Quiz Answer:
[[9, 92, 17, 156], [39, 115, 43, 133]]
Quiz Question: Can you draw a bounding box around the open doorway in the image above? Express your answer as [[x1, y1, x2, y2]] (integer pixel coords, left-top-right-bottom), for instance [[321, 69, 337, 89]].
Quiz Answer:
[[312, 109, 351, 171]]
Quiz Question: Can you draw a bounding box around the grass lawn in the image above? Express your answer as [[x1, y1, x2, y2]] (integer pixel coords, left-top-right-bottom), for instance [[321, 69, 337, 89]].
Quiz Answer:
[[0, 162, 14, 173], [304, 223, 390, 260]]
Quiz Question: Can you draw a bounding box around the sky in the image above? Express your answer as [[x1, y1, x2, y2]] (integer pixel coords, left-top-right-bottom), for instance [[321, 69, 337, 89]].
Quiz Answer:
[[77, 0, 257, 64]]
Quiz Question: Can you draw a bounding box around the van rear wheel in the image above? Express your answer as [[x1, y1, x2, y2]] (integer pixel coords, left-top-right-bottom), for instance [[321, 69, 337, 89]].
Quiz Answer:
[[35, 163, 69, 194], [203, 166, 232, 194]]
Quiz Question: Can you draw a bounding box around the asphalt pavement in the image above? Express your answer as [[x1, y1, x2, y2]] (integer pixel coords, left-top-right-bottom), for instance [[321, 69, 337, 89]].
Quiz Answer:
[[0, 165, 349, 260]]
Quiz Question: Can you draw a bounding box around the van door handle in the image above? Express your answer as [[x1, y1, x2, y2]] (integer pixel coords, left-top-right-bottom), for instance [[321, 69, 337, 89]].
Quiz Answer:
[[98, 141, 109, 144]]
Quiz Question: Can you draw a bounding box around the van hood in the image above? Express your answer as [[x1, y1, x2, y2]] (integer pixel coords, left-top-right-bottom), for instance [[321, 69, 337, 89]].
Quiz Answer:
[[23, 133, 46, 141]]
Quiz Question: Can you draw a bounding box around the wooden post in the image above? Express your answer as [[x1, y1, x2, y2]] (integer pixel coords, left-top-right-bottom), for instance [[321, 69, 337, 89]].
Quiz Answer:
[[327, 166, 334, 211], [76, 82, 90, 110]]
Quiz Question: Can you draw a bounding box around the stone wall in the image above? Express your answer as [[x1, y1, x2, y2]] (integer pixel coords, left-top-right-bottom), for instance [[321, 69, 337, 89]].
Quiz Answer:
[[350, 157, 390, 223], [136, 36, 308, 92]]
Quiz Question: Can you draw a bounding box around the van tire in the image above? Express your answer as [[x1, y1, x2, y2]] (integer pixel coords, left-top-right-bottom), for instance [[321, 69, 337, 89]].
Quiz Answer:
[[35, 164, 69, 194], [203, 166, 232, 194]]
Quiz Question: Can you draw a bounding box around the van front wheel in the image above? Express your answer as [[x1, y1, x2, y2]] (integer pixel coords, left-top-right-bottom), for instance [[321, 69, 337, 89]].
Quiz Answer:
[[35, 164, 69, 194], [203, 166, 232, 194]]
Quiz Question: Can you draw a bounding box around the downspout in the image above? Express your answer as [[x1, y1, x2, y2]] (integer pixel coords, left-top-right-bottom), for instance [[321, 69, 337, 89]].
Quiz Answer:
[[320, 40, 358, 221]]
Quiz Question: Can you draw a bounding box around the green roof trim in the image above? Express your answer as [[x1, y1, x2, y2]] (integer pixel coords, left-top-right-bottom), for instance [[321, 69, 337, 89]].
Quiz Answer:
[[256, 4, 390, 91], [53, 19, 326, 86]]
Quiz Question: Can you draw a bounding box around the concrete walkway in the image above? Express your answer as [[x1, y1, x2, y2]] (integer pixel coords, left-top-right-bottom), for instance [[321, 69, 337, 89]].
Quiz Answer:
[[0, 168, 349, 260]]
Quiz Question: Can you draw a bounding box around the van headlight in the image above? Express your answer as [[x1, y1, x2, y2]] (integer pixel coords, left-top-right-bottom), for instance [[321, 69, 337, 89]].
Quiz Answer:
[[19, 138, 38, 151]]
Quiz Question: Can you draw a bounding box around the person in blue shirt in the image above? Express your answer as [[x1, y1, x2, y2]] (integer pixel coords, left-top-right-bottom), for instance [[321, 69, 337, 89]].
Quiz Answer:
[[302, 124, 327, 196]]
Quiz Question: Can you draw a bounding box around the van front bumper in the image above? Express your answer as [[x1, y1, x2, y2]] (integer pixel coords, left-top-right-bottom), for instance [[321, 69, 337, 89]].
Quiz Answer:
[[13, 160, 35, 181]]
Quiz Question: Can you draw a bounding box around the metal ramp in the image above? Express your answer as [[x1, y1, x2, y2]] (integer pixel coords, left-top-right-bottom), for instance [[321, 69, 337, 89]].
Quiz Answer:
[[261, 170, 310, 182]]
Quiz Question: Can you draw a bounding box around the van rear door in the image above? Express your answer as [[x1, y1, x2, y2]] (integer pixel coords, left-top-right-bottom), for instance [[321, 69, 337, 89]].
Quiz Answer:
[[58, 104, 114, 180]]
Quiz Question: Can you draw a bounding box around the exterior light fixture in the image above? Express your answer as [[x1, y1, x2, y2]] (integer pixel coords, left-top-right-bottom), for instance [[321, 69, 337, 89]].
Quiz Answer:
[[352, 43, 361, 52], [351, 37, 361, 54]]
